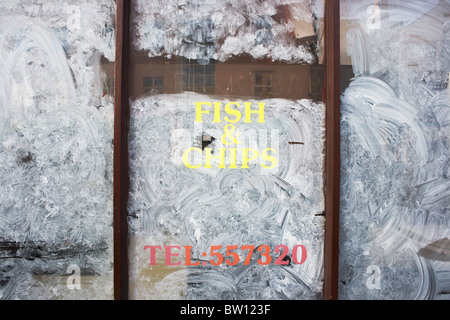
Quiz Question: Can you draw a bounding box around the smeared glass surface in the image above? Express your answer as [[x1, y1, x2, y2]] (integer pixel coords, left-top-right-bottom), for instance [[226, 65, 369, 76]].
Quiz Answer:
[[0, 0, 115, 299], [133, 0, 322, 63], [340, 0, 450, 300], [129, 0, 326, 300], [128, 93, 325, 300]]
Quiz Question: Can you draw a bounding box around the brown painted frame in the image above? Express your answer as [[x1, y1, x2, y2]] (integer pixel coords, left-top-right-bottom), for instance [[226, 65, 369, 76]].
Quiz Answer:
[[323, 0, 341, 300], [113, 0, 131, 301], [113, 0, 341, 300]]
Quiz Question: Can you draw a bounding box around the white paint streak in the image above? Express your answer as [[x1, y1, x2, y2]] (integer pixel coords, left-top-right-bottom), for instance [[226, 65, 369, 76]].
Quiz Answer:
[[133, 0, 319, 63], [0, 0, 116, 300], [128, 93, 325, 300], [340, 0, 450, 300]]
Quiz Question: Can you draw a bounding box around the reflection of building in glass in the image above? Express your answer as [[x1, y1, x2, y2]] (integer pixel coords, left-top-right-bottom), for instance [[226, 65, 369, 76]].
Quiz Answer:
[[254, 71, 273, 98], [143, 76, 164, 95], [181, 58, 215, 95], [124, 53, 326, 101]]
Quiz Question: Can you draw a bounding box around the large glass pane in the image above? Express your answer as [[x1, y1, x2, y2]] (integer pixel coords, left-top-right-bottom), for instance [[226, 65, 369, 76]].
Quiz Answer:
[[128, 0, 326, 300], [339, 0, 450, 300], [0, 0, 116, 299]]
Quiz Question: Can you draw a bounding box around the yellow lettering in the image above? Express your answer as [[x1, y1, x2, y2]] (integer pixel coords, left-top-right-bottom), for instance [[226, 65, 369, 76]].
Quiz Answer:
[[213, 102, 222, 123], [224, 102, 241, 123], [182, 147, 203, 169], [195, 102, 211, 122], [244, 102, 265, 123], [241, 149, 259, 169], [204, 148, 226, 169], [261, 148, 278, 169], [228, 148, 238, 169]]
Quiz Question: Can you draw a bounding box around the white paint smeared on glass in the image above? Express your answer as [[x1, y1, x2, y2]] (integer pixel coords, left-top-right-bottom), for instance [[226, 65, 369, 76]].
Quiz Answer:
[[129, 0, 326, 300], [129, 94, 325, 300], [133, 0, 322, 63], [340, 0, 450, 300], [0, 0, 116, 300]]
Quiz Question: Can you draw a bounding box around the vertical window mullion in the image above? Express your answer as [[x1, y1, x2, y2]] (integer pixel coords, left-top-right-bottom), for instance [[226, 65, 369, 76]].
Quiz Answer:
[[114, 0, 131, 301], [323, 0, 341, 300]]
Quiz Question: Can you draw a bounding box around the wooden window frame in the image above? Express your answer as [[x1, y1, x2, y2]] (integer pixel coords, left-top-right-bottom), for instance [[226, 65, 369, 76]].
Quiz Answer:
[[114, 0, 131, 301], [113, 0, 341, 300]]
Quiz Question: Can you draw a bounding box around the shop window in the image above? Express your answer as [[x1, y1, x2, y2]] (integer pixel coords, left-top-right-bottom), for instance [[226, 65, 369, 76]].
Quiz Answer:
[[127, 0, 326, 301], [3, 0, 448, 303], [338, 0, 450, 300], [0, 0, 115, 300]]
